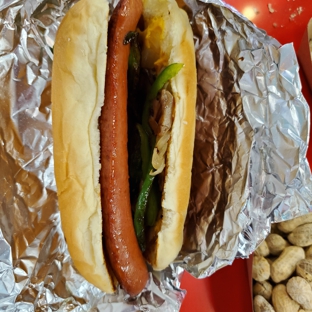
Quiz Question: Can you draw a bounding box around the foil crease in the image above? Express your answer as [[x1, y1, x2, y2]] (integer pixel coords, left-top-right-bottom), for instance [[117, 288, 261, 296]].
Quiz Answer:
[[0, 0, 311, 310]]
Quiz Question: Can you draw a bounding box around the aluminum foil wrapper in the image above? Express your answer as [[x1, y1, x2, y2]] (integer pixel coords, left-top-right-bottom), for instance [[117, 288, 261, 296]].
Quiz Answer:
[[175, 0, 312, 278], [0, 0, 311, 310]]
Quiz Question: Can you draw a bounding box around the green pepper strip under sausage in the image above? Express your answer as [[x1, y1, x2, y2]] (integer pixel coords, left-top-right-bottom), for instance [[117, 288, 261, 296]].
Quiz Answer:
[[134, 63, 184, 251], [136, 124, 150, 177]]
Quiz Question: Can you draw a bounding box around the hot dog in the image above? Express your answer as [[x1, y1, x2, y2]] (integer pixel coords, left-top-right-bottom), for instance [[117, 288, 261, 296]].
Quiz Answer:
[[52, 0, 196, 296], [99, 0, 148, 296]]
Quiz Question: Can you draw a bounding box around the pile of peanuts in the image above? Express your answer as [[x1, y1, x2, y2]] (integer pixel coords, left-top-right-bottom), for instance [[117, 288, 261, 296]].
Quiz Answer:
[[253, 213, 312, 312]]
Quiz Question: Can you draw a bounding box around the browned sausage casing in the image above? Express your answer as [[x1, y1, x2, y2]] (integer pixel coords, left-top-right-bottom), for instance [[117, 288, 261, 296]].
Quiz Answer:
[[99, 0, 149, 297]]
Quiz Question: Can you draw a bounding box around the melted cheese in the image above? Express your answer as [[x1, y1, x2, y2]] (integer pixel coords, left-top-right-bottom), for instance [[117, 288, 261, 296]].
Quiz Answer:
[[141, 17, 168, 72]]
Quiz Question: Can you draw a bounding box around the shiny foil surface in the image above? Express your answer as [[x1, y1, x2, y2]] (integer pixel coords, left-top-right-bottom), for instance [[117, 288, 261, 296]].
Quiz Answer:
[[0, 0, 311, 310]]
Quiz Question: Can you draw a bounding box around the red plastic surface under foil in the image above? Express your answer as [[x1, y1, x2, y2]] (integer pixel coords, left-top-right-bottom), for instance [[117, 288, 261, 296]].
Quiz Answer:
[[180, 0, 312, 311]]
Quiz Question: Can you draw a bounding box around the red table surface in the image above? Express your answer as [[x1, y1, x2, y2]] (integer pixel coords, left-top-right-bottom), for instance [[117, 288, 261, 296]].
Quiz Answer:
[[180, 0, 312, 311]]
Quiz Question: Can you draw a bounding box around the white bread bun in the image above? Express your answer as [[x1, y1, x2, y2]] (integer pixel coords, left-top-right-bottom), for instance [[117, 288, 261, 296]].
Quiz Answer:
[[52, 0, 114, 293], [52, 0, 196, 293], [141, 0, 196, 270]]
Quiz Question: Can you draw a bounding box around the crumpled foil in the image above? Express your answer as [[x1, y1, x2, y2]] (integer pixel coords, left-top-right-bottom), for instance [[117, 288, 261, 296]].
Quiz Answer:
[[175, 0, 312, 278], [0, 0, 311, 311]]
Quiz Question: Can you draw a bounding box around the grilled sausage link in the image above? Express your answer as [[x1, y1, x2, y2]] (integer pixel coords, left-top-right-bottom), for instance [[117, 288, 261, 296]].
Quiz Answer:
[[99, 0, 149, 297]]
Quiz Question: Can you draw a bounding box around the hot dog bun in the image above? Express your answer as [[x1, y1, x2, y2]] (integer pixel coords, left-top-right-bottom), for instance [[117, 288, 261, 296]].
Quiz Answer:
[[52, 0, 196, 293], [52, 0, 114, 292], [141, 0, 196, 270]]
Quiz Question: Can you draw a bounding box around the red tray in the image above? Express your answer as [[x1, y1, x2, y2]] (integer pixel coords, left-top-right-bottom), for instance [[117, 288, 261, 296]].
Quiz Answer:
[[180, 0, 312, 311]]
